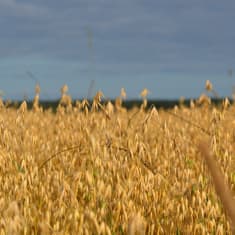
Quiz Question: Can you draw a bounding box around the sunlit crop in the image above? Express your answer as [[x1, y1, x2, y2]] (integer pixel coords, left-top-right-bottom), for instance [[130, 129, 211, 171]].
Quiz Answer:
[[0, 84, 235, 234]]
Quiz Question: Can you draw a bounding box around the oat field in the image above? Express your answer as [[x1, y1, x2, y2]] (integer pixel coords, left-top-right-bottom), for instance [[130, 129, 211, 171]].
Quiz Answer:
[[0, 86, 235, 234]]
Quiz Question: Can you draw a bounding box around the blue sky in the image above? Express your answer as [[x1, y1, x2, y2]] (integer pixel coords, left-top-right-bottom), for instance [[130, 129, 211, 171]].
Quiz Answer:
[[0, 0, 235, 100]]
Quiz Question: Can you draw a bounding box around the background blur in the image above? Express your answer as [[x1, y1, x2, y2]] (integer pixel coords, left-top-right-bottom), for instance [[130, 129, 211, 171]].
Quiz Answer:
[[0, 0, 235, 100]]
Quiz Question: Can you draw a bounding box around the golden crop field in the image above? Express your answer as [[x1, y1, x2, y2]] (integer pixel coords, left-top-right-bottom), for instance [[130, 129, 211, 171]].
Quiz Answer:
[[0, 85, 235, 234]]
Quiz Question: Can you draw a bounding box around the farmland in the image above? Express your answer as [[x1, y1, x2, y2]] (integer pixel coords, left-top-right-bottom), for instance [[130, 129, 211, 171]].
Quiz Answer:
[[0, 87, 235, 234]]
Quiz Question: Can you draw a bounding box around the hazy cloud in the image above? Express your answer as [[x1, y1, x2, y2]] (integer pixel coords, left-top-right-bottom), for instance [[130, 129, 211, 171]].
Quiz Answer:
[[0, 0, 235, 98], [0, 0, 48, 16]]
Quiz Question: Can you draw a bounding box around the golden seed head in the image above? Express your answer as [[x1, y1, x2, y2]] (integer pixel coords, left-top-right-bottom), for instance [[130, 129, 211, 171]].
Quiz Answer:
[[35, 84, 41, 95], [106, 101, 114, 115], [151, 106, 158, 117], [205, 80, 213, 91], [115, 97, 122, 108], [223, 97, 230, 109], [81, 99, 89, 108], [18, 100, 27, 113], [197, 93, 211, 105], [190, 99, 195, 108], [140, 88, 149, 98], [0, 98, 4, 108], [61, 84, 68, 95], [93, 91, 104, 103], [120, 88, 127, 99]]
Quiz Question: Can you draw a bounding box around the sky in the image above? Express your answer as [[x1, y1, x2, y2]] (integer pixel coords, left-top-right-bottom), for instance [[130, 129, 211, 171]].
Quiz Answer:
[[0, 0, 235, 100]]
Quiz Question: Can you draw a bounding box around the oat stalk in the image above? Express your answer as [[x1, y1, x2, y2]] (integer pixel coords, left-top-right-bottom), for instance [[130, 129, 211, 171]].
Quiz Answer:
[[38, 145, 81, 170], [198, 141, 235, 234]]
